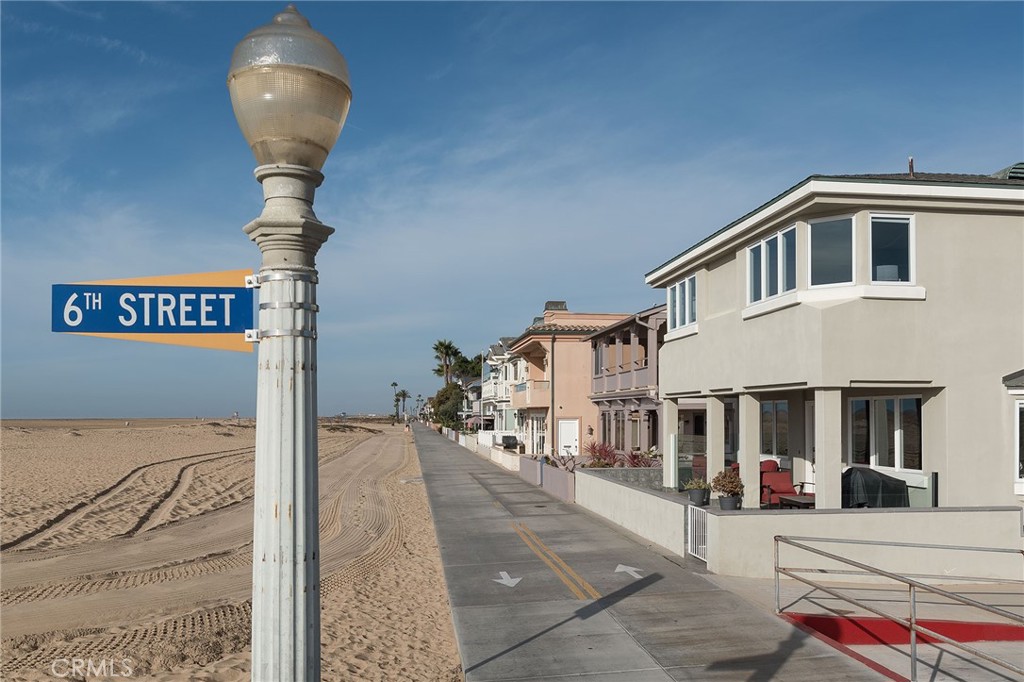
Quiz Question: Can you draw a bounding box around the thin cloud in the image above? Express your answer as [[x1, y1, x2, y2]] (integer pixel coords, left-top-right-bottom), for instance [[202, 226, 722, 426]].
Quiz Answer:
[[50, 2, 104, 21], [3, 13, 158, 66]]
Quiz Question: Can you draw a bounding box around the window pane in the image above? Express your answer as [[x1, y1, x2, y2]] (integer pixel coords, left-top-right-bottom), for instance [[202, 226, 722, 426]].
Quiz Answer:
[[679, 283, 688, 328], [851, 399, 870, 464], [668, 286, 677, 329], [810, 218, 853, 285], [901, 398, 922, 470], [776, 400, 789, 456], [688, 277, 697, 324], [1018, 404, 1024, 480], [875, 399, 896, 467], [724, 401, 737, 461], [782, 229, 797, 291], [760, 401, 774, 454], [766, 236, 779, 297], [750, 245, 763, 302], [872, 218, 910, 282]]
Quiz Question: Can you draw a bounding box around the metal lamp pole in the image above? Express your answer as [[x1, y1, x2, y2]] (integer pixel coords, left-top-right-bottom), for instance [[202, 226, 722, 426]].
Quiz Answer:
[[227, 6, 352, 681]]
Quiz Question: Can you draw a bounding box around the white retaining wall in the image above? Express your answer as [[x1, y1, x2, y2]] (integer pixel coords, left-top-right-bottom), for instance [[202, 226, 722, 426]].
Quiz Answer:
[[709, 506, 1024, 582], [488, 447, 521, 472], [575, 470, 687, 557]]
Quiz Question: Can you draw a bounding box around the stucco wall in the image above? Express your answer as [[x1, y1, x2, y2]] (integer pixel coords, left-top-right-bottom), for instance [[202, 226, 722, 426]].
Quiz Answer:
[[551, 338, 600, 452], [707, 506, 1024, 582], [575, 470, 687, 556], [488, 447, 521, 472], [659, 209, 1024, 506]]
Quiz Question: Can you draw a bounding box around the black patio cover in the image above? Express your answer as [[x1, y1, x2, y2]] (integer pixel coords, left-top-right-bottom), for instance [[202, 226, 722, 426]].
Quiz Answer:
[[841, 467, 910, 508]]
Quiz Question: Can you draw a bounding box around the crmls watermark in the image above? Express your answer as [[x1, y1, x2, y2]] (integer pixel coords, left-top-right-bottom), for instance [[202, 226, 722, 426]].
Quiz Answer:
[[50, 658, 134, 678]]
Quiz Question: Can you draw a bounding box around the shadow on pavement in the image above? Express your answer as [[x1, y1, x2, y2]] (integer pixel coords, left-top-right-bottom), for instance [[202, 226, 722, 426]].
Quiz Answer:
[[465, 573, 664, 674]]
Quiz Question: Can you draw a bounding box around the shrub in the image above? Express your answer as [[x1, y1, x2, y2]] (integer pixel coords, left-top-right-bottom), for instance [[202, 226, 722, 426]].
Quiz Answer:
[[621, 449, 662, 468], [683, 477, 710, 491], [547, 451, 578, 472], [582, 441, 619, 468], [710, 469, 744, 496]]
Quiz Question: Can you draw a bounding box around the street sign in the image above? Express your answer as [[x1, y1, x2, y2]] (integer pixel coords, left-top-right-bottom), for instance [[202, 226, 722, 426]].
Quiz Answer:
[[51, 270, 254, 352]]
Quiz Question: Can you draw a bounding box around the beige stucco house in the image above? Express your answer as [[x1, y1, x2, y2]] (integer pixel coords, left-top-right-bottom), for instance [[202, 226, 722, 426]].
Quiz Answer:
[[646, 164, 1024, 511], [508, 302, 629, 457]]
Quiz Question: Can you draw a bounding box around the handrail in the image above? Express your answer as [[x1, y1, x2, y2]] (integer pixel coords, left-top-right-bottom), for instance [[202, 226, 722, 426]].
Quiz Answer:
[[774, 535, 1024, 682]]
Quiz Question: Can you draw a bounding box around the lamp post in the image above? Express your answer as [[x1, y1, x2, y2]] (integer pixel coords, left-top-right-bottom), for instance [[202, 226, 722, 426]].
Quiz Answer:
[[227, 6, 351, 680]]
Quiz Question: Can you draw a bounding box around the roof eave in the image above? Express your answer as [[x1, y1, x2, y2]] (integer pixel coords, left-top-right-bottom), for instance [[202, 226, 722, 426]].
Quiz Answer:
[[645, 176, 1024, 288]]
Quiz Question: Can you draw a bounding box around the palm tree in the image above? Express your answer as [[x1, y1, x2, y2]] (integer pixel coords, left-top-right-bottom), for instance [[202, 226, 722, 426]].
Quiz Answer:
[[432, 339, 460, 385], [390, 381, 399, 421], [396, 389, 410, 420]]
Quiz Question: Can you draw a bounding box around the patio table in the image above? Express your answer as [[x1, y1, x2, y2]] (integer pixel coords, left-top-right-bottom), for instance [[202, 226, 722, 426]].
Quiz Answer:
[[777, 494, 816, 509]]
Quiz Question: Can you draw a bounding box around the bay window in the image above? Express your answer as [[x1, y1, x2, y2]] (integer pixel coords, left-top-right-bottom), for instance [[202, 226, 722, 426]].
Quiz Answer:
[[667, 275, 697, 331], [849, 396, 922, 470], [748, 227, 796, 304], [810, 216, 854, 286]]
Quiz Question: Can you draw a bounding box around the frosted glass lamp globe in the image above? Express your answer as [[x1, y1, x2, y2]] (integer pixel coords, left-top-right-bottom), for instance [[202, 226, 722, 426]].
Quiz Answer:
[[227, 4, 351, 171]]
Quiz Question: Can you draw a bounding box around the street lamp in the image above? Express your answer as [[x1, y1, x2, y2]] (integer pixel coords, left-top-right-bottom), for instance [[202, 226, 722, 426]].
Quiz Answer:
[[228, 5, 351, 681]]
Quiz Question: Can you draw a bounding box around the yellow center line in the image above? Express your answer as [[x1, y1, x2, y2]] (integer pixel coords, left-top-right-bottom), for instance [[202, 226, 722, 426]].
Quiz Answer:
[[516, 523, 601, 600], [513, 523, 587, 600], [512, 521, 601, 601]]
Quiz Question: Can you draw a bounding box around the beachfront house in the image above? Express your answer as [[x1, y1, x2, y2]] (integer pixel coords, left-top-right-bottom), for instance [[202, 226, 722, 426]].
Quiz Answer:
[[632, 163, 1024, 578], [586, 304, 704, 459], [481, 338, 517, 432], [646, 163, 1024, 510], [508, 302, 630, 457]]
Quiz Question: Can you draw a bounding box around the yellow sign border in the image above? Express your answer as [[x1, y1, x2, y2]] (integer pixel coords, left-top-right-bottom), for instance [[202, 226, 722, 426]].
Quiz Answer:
[[65, 269, 254, 353]]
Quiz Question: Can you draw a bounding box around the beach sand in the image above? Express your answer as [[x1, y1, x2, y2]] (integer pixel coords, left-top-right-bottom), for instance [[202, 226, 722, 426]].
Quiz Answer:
[[0, 419, 461, 681]]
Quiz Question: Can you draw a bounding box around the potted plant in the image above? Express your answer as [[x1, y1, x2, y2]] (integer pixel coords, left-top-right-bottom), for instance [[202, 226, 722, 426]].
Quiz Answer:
[[683, 478, 710, 506], [711, 469, 744, 510]]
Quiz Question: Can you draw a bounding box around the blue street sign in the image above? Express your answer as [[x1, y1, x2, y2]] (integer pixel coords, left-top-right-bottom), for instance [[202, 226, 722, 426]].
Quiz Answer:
[[52, 284, 254, 334]]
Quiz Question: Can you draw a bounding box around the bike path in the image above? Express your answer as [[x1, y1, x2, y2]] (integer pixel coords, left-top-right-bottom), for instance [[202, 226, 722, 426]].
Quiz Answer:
[[414, 425, 885, 682]]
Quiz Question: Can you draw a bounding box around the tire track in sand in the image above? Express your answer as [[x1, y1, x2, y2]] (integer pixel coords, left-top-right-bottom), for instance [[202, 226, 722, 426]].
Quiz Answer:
[[2, 446, 254, 552], [1, 602, 253, 676], [321, 434, 411, 595], [130, 451, 248, 536], [0, 545, 253, 606], [0, 429, 405, 678]]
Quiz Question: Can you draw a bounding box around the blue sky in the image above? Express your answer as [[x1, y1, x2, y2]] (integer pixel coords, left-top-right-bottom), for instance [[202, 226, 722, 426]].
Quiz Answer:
[[2, 1, 1022, 418]]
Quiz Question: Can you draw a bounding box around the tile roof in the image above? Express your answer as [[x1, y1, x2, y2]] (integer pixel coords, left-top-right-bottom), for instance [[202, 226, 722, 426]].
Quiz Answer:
[[524, 323, 610, 333]]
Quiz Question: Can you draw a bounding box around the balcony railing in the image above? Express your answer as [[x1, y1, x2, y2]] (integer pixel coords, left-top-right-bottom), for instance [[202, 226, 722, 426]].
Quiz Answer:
[[481, 380, 511, 401], [510, 380, 551, 409], [592, 363, 652, 394]]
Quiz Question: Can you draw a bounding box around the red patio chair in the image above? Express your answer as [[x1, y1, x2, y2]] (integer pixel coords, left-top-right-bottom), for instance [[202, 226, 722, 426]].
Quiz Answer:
[[761, 471, 814, 508]]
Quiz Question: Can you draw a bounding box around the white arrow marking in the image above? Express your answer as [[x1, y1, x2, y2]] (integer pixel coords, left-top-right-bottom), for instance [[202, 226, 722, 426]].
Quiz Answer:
[[492, 571, 522, 588], [615, 564, 643, 579]]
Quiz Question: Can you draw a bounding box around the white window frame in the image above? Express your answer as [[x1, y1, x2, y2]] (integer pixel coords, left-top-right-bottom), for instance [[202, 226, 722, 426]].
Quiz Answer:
[[747, 226, 797, 305], [1015, 400, 1024, 495], [847, 395, 923, 471], [808, 214, 856, 288], [666, 275, 697, 333], [869, 213, 915, 285]]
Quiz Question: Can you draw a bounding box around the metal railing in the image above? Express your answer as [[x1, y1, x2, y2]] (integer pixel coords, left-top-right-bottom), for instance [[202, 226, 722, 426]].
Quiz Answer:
[[687, 506, 708, 562], [774, 536, 1024, 681]]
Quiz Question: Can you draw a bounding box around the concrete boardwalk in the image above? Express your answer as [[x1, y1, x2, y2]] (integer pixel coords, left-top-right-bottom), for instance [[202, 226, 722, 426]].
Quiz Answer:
[[414, 425, 886, 682]]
